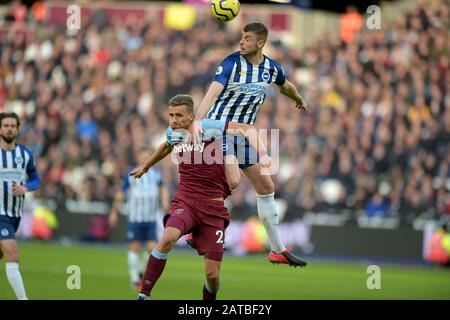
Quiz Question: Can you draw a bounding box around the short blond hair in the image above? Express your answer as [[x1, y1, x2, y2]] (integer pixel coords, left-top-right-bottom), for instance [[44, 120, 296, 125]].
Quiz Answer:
[[168, 94, 194, 113]]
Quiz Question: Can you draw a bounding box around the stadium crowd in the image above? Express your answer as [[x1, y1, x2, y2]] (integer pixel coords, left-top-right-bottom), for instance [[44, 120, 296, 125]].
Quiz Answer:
[[0, 0, 449, 225]]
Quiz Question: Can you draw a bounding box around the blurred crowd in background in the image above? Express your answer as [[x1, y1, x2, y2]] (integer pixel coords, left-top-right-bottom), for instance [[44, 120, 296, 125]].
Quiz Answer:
[[0, 0, 449, 226]]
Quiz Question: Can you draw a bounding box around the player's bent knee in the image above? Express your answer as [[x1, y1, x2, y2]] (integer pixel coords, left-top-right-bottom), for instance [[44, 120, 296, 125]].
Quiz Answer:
[[159, 237, 177, 252], [159, 230, 181, 252], [253, 178, 274, 195], [205, 268, 220, 282]]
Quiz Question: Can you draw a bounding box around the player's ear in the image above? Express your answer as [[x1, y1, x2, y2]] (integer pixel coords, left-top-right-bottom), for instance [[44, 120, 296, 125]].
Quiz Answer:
[[258, 39, 265, 49]]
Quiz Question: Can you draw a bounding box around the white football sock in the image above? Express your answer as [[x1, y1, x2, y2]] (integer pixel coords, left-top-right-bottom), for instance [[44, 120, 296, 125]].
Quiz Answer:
[[256, 192, 286, 254], [5, 262, 28, 300], [127, 251, 140, 284], [141, 251, 150, 274]]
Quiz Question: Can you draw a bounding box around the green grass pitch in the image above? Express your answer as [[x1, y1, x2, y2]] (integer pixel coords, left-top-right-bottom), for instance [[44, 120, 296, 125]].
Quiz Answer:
[[1, 241, 449, 300]]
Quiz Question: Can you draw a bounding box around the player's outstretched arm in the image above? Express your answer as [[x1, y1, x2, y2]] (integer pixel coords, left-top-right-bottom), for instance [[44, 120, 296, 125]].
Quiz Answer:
[[278, 79, 308, 111], [195, 81, 225, 121], [130, 142, 173, 179]]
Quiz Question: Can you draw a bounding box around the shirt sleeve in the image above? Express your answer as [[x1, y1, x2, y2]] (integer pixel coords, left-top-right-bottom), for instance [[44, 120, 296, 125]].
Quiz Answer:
[[212, 55, 235, 86], [26, 150, 37, 174], [274, 62, 286, 86], [166, 127, 186, 145], [25, 150, 41, 191], [201, 119, 227, 140]]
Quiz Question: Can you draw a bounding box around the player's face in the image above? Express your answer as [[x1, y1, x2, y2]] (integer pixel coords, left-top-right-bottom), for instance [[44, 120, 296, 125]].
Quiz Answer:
[[168, 105, 194, 130], [239, 31, 264, 56], [0, 117, 18, 144]]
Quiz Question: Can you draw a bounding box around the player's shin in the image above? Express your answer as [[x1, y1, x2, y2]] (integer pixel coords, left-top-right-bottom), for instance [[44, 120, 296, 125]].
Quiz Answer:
[[140, 249, 168, 297], [256, 192, 286, 254]]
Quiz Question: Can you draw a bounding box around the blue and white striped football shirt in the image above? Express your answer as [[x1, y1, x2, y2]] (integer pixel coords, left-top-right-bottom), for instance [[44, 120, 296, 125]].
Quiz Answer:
[[122, 168, 163, 223], [0, 144, 40, 218], [207, 51, 286, 125]]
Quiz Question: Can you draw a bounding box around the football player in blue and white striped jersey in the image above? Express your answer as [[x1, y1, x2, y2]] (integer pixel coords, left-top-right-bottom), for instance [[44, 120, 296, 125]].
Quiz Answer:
[[193, 22, 308, 267], [0, 112, 41, 300]]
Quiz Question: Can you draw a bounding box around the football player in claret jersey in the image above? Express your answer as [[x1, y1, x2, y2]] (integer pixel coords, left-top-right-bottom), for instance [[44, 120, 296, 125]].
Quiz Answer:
[[0, 112, 41, 300], [131, 94, 269, 300], [192, 22, 308, 267]]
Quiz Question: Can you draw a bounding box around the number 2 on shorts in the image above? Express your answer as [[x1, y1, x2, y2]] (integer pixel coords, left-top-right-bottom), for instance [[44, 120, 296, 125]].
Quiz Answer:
[[216, 230, 224, 243]]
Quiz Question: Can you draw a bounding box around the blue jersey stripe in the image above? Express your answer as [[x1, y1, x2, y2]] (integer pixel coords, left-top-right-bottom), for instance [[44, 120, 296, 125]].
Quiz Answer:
[[238, 95, 256, 123], [211, 90, 233, 120], [226, 94, 246, 121], [215, 91, 235, 119], [233, 57, 241, 83], [2, 149, 8, 217], [208, 90, 226, 118], [246, 63, 253, 83], [18, 146, 26, 217], [11, 148, 17, 217], [248, 94, 266, 124]]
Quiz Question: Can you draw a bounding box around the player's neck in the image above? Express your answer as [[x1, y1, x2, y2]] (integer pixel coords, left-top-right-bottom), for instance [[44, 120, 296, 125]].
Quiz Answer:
[[244, 51, 264, 65], [0, 139, 16, 151]]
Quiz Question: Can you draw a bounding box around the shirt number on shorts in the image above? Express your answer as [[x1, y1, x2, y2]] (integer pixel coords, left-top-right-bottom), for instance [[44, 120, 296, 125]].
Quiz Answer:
[[216, 230, 224, 244]]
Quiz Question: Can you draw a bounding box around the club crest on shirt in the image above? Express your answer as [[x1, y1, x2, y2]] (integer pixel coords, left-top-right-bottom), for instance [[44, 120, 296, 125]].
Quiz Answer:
[[15, 156, 24, 166], [262, 71, 270, 81]]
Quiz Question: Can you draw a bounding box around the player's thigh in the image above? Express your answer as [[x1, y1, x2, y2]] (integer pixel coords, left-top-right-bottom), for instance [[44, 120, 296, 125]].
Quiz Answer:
[[164, 197, 197, 237], [224, 155, 241, 190], [195, 222, 226, 261], [242, 164, 274, 195], [158, 227, 182, 248], [225, 134, 258, 169], [0, 239, 19, 262]]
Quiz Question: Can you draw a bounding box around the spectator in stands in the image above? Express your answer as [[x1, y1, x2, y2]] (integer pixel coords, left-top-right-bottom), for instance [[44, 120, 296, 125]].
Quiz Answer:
[[0, 0, 448, 227]]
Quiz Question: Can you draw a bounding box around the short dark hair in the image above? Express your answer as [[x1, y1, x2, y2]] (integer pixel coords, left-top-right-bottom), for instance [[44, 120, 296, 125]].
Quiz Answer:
[[243, 22, 268, 42], [0, 112, 21, 128], [168, 94, 194, 113]]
